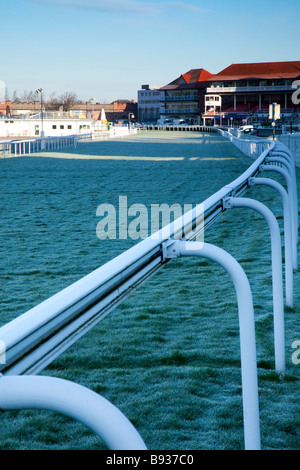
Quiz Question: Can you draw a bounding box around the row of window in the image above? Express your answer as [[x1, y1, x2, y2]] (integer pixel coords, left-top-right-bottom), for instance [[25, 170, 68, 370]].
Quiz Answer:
[[50, 125, 91, 130], [139, 91, 161, 96], [52, 125, 73, 130], [205, 96, 220, 102], [210, 79, 295, 88], [138, 100, 161, 104]]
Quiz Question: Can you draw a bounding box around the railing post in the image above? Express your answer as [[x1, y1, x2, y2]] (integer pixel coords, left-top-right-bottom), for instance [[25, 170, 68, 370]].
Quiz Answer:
[[271, 144, 298, 222], [164, 240, 261, 451], [266, 155, 298, 235], [260, 164, 298, 252], [0, 375, 147, 450], [249, 177, 294, 307], [223, 197, 285, 375]]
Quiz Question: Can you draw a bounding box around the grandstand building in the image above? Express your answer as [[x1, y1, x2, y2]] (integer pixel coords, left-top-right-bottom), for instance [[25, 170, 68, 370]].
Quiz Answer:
[[159, 69, 213, 124], [203, 61, 300, 126]]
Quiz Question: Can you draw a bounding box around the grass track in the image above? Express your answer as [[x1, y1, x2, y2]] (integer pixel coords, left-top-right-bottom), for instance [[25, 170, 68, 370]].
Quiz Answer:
[[0, 131, 299, 450]]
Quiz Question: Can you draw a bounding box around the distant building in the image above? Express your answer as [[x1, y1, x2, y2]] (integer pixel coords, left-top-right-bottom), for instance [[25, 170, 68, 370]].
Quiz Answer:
[[0, 100, 11, 116], [108, 100, 137, 123], [159, 69, 213, 124], [203, 61, 300, 126], [137, 85, 165, 123], [0, 115, 96, 139], [0, 99, 137, 123]]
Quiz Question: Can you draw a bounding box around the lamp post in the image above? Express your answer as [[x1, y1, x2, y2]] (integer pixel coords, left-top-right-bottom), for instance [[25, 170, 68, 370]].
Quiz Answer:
[[128, 113, 135, 129], [36, 88, 44, 138], [89, 97, 95, 119]]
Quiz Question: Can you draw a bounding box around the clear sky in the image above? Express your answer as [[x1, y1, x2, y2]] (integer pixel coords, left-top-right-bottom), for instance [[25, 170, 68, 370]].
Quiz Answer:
[[1, 0, 300, 103]]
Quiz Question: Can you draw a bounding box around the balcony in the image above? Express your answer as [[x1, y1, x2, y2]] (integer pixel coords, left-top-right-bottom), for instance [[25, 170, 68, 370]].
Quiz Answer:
[[165, 95, 199, 102], [163, 108, 199, 115], [207, 85, 294, 94]]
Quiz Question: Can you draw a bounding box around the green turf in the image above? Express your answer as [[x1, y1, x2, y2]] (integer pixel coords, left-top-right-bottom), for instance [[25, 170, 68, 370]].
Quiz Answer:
[[0, 131, 299, 450]]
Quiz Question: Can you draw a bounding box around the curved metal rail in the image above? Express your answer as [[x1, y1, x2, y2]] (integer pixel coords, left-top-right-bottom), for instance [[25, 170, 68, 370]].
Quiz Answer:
[[0, 132, 297, 450], [0, 141, 278, 376]]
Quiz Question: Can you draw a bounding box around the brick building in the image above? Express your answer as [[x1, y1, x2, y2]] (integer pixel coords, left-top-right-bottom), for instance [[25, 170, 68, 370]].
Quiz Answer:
[[0, 99, 137, 123], [0, 100, 12, 116]]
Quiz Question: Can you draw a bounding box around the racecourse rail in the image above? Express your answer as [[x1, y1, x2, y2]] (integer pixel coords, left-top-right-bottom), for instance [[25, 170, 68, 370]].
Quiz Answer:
[[0, 128, 298, 451], [0, 127, 138, 158]]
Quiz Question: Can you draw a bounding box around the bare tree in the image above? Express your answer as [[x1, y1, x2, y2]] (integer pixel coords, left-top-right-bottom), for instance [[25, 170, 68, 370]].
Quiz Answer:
[[46, 92, 60, 111], [59, 91, 79, 111], [10, 89, 83, 109], [12, 90, 21, 103], [12, 90, 38, 103]]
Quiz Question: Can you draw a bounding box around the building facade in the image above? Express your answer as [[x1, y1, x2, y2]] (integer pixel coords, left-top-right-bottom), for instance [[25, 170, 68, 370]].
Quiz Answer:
[[159, 69, 213, 124], [0, 99, 137, 123], [0, 100, 11, 116], [203, 61, 300, 126], [137, 85, 165, 123], [0, 117, 96, 139]]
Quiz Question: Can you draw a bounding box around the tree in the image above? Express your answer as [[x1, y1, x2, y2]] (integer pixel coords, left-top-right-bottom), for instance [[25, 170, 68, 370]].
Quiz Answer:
[[12, 90, 20, 103], [59, 91, 79, 112], [11, 90, 39, 103], [46, 92, 60, 111]]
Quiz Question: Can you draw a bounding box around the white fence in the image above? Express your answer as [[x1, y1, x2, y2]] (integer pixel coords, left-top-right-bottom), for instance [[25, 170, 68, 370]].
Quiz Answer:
[[0, 135, 76, 158], [278, 134, 300, 167], [222, 127, 300, 167], [0, 131, 297, 450], [217, 128, 273, 158], [77, 126, 138, 142], [0, 127, 138, 158]]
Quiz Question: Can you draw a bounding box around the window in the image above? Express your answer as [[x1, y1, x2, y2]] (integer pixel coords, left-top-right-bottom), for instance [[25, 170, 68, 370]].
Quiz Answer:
[[52, 125, 57, 129], [68, 125, 72, 129], [60, 125, 64, 129]]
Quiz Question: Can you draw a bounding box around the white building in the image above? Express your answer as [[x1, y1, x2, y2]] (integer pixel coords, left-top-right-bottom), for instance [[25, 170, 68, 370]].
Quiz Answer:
[[0, 114, 107, 139], [137, 85, 165, 123]]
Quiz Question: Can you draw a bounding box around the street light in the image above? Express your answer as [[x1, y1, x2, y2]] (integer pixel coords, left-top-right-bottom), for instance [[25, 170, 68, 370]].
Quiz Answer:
[[128, 112, 135, 129], [36, 88, 44, 137], [89, 97, 95, 119]]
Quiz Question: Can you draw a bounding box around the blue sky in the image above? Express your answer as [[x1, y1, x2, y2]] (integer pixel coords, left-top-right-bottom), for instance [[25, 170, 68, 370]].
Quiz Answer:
[[1, 0, 300, 103]]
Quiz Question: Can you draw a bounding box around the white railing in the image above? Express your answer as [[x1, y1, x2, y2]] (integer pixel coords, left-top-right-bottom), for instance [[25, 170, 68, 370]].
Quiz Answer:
[[142, 125, 216, 133], [76, 127, 138, 142], [278, 133, 300, 167], [0, 127, 138, 158], [207, 85, 294, 93], [0, 131, 297, 450], [217, 128, 273, 158], [0, 135, 77, 157]]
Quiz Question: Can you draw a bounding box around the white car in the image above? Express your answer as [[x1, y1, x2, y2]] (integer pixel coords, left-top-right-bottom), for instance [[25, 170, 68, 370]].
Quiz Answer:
[[238, 125, 254, 132]]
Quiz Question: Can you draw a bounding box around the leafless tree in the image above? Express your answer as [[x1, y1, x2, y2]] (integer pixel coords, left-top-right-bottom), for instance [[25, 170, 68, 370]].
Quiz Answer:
[[12, 90, 20, 103], [59, 91, 79, 111], [11, 90, 39, 103], [11, 89, 83, 110], [46, 92, 61, 111]]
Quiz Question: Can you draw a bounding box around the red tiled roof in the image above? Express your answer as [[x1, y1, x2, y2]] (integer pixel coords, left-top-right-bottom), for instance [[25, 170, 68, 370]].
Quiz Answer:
[[160, 68, 213, 90], [182, 73, 191, 83], [209, 61, 300, 81]]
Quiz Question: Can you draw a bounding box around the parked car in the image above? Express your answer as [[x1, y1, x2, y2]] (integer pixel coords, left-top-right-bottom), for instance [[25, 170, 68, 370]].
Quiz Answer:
[[242, 127, 255, 134], [238, 125, 254, 133]]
